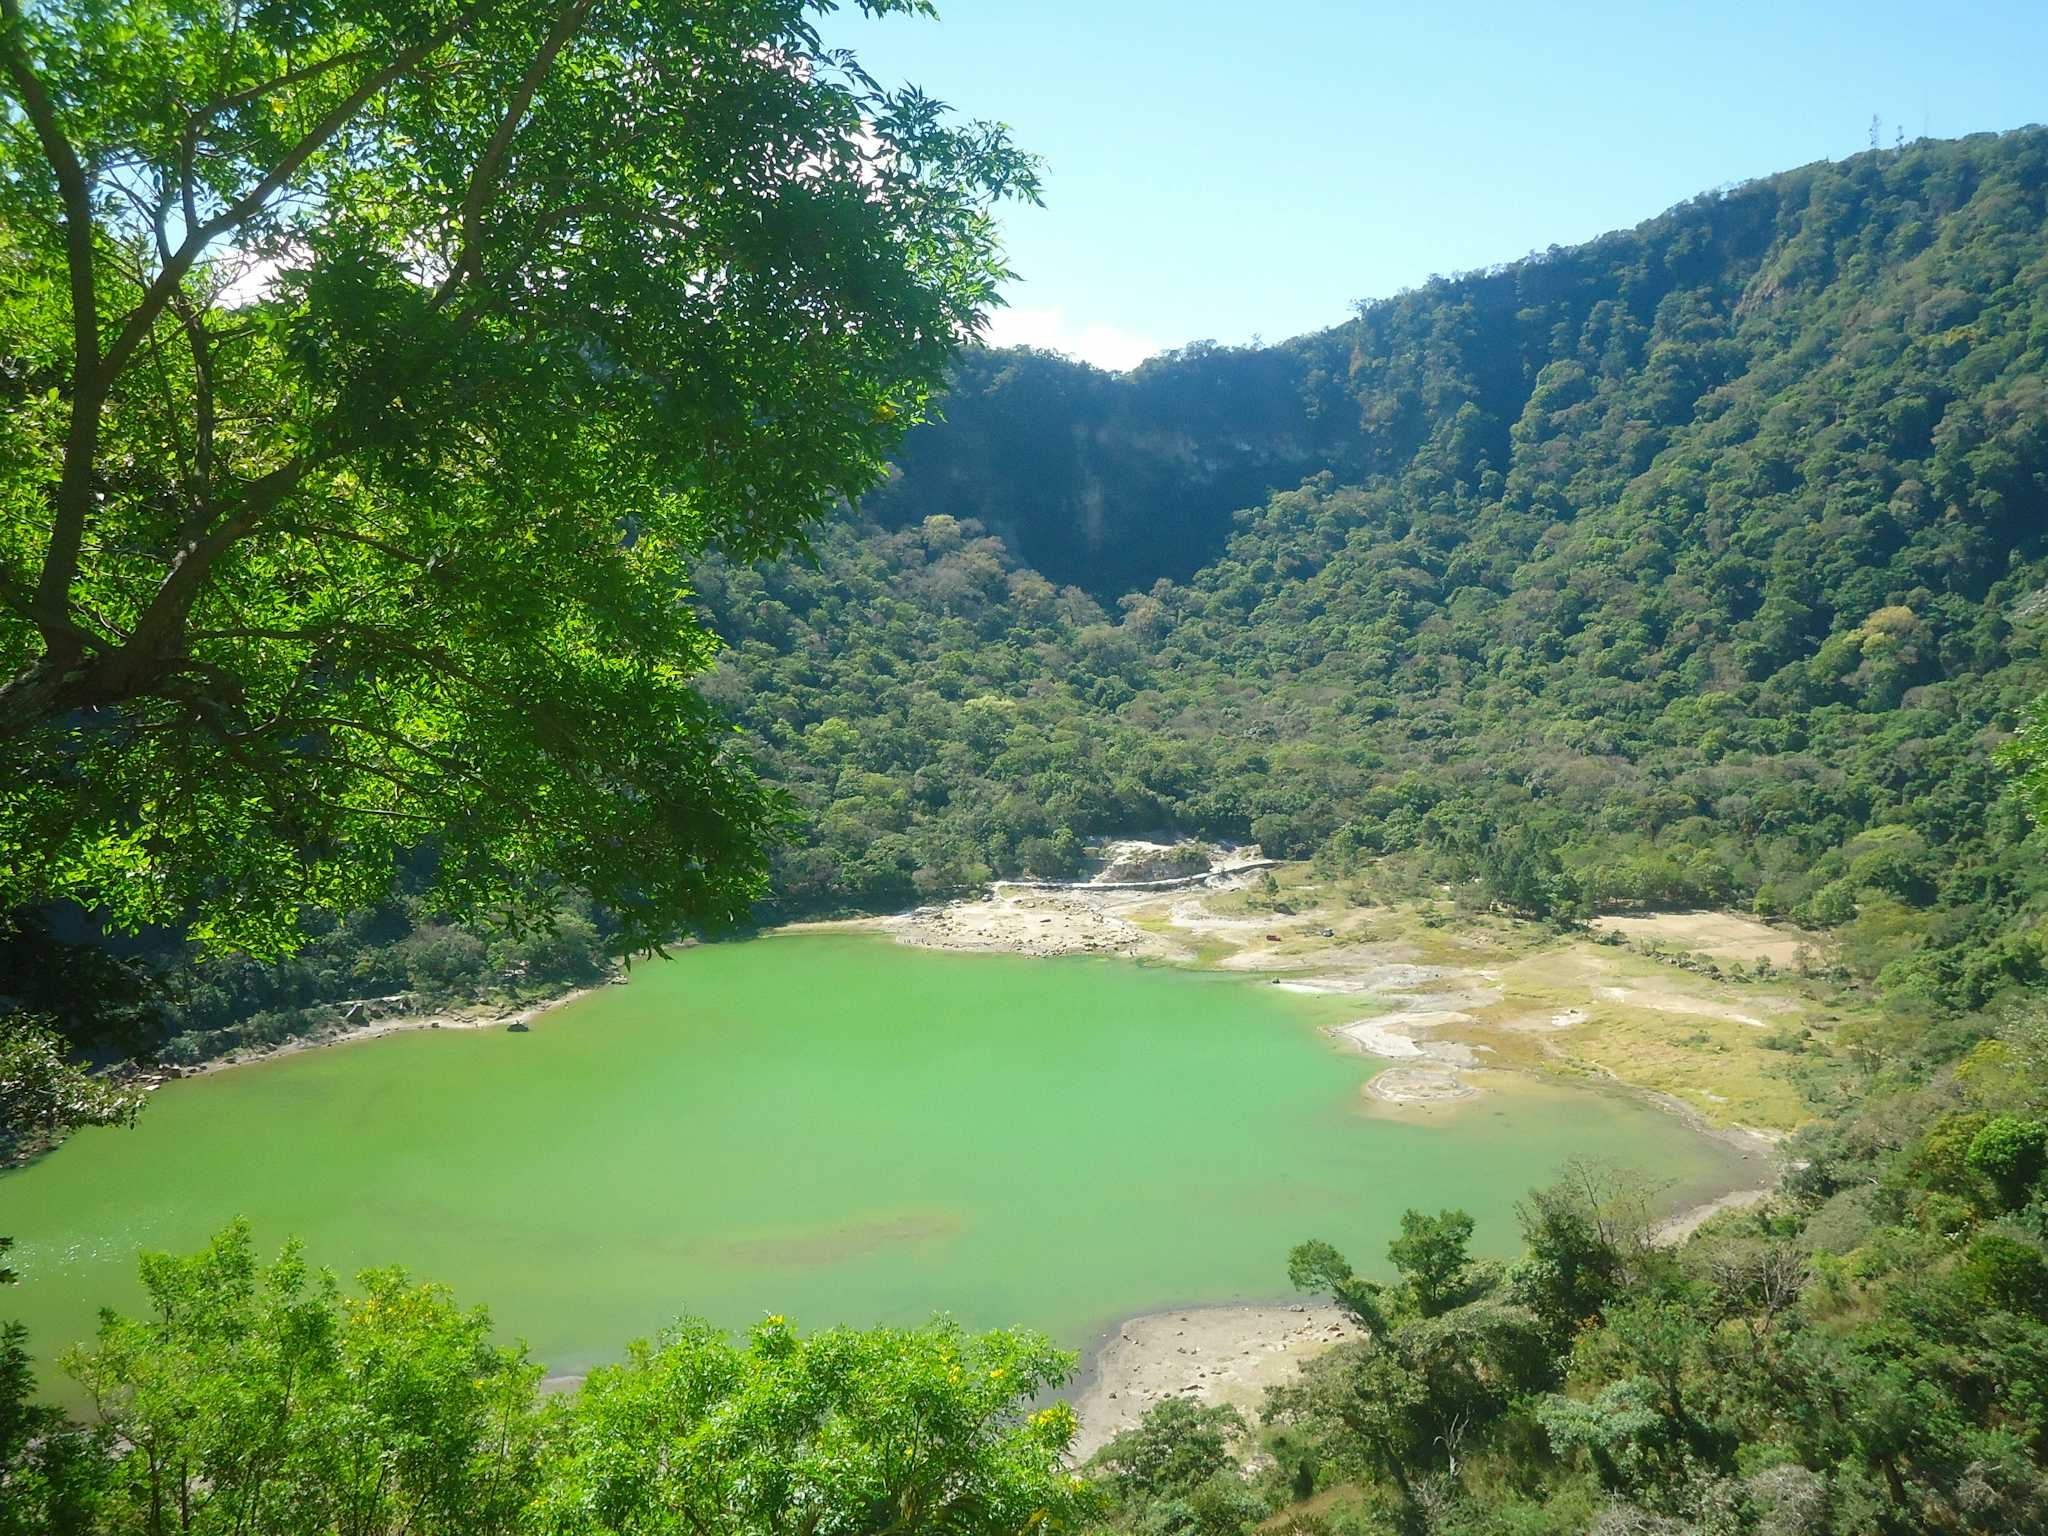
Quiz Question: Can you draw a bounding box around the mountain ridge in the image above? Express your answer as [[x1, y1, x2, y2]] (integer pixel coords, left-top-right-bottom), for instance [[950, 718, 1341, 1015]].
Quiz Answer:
[[692, 126, 2048, 1016], [864, 128, 2045, 602]]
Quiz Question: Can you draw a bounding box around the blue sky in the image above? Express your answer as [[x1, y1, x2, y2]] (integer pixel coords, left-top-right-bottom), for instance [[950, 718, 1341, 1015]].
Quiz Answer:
[[823, 1, 2048, 369]]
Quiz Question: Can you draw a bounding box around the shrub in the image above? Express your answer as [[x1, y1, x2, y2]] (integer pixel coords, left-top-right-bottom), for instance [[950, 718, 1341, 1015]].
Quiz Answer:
[[401, 927, 489, 999], [505, 915, 607, 986], [1958, 1230, 2048, 1317], [1966, 1116, 2048, 1208]]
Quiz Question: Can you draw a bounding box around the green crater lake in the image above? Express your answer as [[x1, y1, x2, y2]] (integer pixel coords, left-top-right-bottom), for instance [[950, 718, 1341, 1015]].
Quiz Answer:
[[3, 933, 1749, 1385]]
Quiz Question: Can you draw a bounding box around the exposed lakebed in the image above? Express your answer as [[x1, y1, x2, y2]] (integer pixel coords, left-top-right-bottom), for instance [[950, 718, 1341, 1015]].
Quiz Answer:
[[2, 932, 1750, 1389]]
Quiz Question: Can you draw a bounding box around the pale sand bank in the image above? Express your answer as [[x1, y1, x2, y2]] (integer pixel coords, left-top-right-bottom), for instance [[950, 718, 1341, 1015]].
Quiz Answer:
[[1590, 910, 1823, 970], [1068, 1301, 1359, 1461], [1319, 973, 1495, 1103], [1652, 1184, 1775, 1245]]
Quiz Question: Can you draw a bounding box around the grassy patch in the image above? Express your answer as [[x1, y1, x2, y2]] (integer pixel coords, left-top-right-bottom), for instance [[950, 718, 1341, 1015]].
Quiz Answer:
[[1129, 875, 1848, 1132]]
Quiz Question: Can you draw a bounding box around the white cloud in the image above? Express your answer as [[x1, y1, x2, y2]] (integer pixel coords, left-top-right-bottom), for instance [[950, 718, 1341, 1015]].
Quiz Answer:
[[981, 303, 1161, 373]]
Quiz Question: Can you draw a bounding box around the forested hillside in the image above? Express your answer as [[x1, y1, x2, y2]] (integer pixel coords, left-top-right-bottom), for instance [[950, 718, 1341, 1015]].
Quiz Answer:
[[14, 131, 2046, 1055], [9, 63, 2048, 1533], [698, 127, 2048, 1017]]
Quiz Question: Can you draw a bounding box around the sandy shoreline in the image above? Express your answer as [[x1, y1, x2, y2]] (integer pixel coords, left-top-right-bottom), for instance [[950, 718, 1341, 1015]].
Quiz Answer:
[[156, 866, 1789, 1461], [1062, 1164, 1779, 1459], [178, 981, 610, 1077], [1066, 1300, 1359, 1460], [1652, 1183, 1775, 1244]]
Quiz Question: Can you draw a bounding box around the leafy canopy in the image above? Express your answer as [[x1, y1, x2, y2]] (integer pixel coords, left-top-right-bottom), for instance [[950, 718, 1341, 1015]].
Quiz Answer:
[[0, 1013, 144, 1156], [533, 1312, 1088, 1536], [0, 0, 1036, 953], [1287, 1205, 1479, 1328], [33, 1222, 1090, 1536]]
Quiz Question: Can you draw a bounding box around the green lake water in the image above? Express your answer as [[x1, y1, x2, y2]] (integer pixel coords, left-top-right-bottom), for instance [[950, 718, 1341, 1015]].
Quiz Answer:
[[2, 933, 1751, 1386]]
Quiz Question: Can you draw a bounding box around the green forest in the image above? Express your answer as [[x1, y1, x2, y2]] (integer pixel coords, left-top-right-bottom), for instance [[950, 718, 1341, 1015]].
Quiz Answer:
[[23, 128, 2048, 1063], [707, 127, 2048, 1020], [7, 0, 2048, 1530]]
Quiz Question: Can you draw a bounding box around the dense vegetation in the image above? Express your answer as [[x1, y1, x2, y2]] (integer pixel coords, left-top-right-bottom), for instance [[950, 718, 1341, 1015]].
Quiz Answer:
[[12, 130, 2048, 1058], [7, 62, 2048, 1536], [0, 0, 1034, 954], [1089, 1001, 2048, 1536], [694, 128, 2048, 1022], [7, 1000, 2046, 1534], [0, 1224, 1089, 1536]]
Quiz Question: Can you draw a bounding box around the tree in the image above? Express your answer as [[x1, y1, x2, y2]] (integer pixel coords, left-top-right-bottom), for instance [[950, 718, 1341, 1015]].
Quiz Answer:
[[1265, 1340, 1430, 1504], [531, 1313, 1091, 1536], [0, 1013, 143, 1155], [1289, 1210, 1479, 1329], [52, 1223, 1090, 1536], [1386, 1206, 1476, 1318], [1479, 826, 1575, 920], [0, 0, 1037, 953], [1288, 1237, 1390, 1333], [1087, 1397, 1244, 1501], [61, 1222, 544, 1536], [1536, 1378, 1674, 1496], [1959, 1230, 2048, 1318], [1966, 1116, 2048, 1209], [2008, 697, 2048, 836], [1510, 1167, 1636, 1349]]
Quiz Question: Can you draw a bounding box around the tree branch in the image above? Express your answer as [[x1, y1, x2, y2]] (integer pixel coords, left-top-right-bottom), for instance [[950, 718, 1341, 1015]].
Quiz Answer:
[[194, 46, 373, 122], [168, 290, 217, 502], [435, 0, 595, 306], [1, 0, 101, 647], [265, 521, 430, 567], [184, 621, 537, 717], [101, 16, 472, 390], [124, 457, 312, 658]]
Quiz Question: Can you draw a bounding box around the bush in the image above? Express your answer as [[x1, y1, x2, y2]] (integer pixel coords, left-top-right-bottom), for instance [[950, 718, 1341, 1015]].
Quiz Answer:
[[1089, 1398, 1246, 1500], [401, 927, 489, 999], [1958, 1230, 2048, 1317], [1967, 1116, 2048, 1208], [160, 1033, 208, 1067], [505, 915, 607, 986], [1018, 830, 1085, 880]]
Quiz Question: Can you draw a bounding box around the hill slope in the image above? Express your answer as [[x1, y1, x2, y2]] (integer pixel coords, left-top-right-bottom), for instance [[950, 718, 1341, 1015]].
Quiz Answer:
[[699, 129, 2048, 1014]]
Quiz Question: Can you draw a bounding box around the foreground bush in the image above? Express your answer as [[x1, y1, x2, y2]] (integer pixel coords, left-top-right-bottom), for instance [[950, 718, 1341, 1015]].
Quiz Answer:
[[5, 1223, 1089, 1536]]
